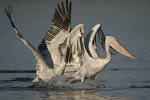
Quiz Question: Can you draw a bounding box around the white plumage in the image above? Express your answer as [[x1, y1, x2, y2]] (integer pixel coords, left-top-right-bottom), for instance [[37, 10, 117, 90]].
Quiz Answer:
[[5, 0, 134, 85]]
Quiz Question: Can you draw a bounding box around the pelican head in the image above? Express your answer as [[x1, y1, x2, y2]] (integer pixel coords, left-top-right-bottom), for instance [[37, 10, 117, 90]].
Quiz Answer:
[[106, 36, 135, 59]]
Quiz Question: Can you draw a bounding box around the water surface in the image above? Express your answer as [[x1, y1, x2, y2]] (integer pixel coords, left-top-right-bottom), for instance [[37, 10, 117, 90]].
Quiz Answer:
[[0, 0, 150, 100]]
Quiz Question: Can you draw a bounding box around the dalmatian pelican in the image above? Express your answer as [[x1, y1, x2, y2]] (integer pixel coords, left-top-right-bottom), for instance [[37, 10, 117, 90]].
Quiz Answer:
[[5, 0, 135, 87], [67, 24, 135, 84], [5, 0, 84, 82], [5, 6, 68, 82]]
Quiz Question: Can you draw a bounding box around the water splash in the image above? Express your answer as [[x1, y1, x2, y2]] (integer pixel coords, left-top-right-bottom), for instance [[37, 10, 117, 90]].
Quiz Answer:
[[32, 76, 72, 90]]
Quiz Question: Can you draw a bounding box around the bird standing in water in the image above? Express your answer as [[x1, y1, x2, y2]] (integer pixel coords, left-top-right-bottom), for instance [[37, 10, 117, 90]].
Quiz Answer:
[[5, 0, 135, 88]]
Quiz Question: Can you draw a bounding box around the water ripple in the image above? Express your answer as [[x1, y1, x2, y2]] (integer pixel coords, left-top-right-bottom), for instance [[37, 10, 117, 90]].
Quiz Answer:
[[129, 85, 150, 89], [0, 70, 35, 73], [1, 77, 33, 82], [108, 68, 135, 71]]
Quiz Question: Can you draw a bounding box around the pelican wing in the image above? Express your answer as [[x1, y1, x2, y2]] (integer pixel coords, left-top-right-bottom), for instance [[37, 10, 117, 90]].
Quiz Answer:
[[95, 25, 105, 51], [38, 0, 72, 67], [5, 6, 52, 72], [85, 25, 105, 58], [63, 24, 85, 76], [66, 24, 84, 63], [84, 29, 94, 57]]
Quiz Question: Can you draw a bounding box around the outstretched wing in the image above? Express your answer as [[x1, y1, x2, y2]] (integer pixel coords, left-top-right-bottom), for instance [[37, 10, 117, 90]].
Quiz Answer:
[[84, 29, 94, 57], [65, 24, 84, 63], [63, 24, 85, 76], [38, 0, 72, 67], [5, 6, 53, 76], [94, 25, 106, 57], [85, 24, 105, 58]]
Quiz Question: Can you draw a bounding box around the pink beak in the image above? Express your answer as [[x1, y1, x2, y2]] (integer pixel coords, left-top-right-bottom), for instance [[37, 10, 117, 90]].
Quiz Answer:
[[109, 38, 135, 59]]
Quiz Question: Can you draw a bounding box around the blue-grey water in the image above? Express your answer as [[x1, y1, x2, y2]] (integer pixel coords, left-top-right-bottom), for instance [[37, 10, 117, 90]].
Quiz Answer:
[[0, 0, 150, 100]]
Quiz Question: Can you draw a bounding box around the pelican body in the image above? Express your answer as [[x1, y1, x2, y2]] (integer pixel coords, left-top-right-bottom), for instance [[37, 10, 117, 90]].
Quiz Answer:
[[5, 0, 84, 83], [68, 24, 135, 83], [5, 7, 69, 82], [5, 0, 135, 86]]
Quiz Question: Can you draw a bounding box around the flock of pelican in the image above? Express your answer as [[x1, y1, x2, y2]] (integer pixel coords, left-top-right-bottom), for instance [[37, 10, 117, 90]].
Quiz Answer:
[[5, 0, 134, 87]]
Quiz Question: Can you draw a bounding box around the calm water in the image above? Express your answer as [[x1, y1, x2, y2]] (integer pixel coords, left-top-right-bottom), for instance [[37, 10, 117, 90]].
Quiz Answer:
[[0, 0, 150, 100]]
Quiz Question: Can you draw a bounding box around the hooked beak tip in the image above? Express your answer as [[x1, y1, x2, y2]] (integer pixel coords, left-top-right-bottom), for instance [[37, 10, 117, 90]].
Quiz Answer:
[[129, 55, 135, 59]]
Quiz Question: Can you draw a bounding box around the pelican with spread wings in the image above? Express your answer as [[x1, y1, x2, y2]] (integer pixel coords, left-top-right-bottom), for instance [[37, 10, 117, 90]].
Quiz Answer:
[[67, 24, 135, 85], [5, 0, 135, 86], [5, 0, 84, 83]]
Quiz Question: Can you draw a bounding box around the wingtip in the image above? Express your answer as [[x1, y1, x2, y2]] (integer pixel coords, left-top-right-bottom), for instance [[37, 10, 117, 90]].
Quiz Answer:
[[92, 24, 101, 31]]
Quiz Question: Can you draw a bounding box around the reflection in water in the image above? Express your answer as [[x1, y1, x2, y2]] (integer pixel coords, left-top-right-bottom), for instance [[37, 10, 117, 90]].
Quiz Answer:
[[38, 90, 126, 100]]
